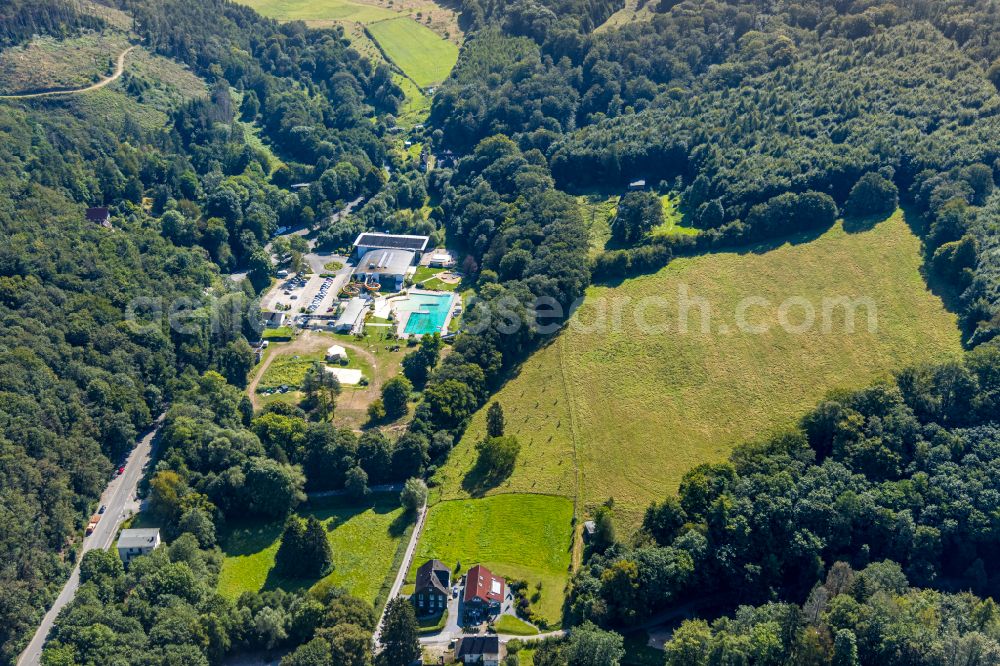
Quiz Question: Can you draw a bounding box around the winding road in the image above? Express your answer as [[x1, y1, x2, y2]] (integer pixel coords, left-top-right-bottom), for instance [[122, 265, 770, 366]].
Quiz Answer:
[[17, 413, 163, 666], [0, 45, 137, 100]]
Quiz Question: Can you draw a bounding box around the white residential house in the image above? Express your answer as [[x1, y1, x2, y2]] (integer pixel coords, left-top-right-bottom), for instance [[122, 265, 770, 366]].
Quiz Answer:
[[117, 528, 161, 565]]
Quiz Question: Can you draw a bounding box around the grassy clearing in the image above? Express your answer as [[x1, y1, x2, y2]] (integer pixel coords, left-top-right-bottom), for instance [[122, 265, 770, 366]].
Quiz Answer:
[[218, 495, 409, 605], [240, 0, 398, 22], [0, 32, 127, 95], [577, 194, 618, 256], [651, 194, 697, 237], [395, 75, 431, 126], [367, 17, 458, 88], [411, 494, 573, 626], [495, 614, 539, 635], [434, 211, 964, 528]]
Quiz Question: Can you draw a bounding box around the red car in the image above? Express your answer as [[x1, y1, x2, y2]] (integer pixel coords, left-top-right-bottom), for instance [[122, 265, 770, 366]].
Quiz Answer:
[[117, 466, 126, 475]]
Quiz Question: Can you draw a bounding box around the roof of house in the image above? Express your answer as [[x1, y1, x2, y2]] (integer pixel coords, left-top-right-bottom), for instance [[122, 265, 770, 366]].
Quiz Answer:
[[353, 232, 430, 252], [463, 564, 505, 605], [583, 520, 596, 535], [456, 636, 501, 659], [86, 207, 110, 222], [326, 344, 346, 358], [117, 528, 160, 549], [334, 297, 367, 328], [415, 559, 450, 596], [354, 248, 415, 277]]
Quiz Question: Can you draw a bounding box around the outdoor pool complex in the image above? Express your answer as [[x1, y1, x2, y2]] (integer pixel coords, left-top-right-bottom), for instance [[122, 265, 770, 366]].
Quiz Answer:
[[398, 292, 455, 335]]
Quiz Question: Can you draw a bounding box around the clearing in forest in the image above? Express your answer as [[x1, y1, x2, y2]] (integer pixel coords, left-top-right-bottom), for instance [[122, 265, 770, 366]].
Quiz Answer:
[[217, 495, 410, 607], [432, 211, 964, 529], [367, 16, 459, 88]]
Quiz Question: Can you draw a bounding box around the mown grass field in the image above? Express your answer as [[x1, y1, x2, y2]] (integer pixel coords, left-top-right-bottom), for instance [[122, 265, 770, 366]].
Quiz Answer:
[[410, 494, 573, 626], [218, 496, 409, 606], [367, 17, 458, 87], [433, 211, 964, 528], [240, 0, 398, 23]]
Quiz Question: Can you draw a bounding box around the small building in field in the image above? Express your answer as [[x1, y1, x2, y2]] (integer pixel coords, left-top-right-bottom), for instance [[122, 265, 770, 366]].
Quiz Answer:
[[325, 345, 347, 362], [463, 564, 505, 621], [117, 528, 161, 565], [352, 232, 430, 260], [86, 207, 112, 228], [628, 179, 646, 191], [583, 520, 597, 540], [455, 636, 503, 666], [413, 559, 451, 615], [352, 248, 415, 291]]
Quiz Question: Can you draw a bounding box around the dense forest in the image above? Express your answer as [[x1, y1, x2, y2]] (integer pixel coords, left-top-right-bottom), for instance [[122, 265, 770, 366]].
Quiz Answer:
[[427, 0, 1000, 344], [14, 0, 1000, 662], [0, 0, 410, 660]]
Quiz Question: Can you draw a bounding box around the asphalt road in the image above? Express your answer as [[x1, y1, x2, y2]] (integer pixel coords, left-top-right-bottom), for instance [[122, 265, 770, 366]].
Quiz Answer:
[[374, 501, 428, 648], [17, 414, 163, 666]]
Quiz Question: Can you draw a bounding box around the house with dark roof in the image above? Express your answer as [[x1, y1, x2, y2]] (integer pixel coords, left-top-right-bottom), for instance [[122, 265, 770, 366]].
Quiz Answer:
[[352, 232, 430, 259], [455, 636, 503, 666], [463, 564, 505, 621], [86, 207, 111, 228], [412, 559, 450, 616]]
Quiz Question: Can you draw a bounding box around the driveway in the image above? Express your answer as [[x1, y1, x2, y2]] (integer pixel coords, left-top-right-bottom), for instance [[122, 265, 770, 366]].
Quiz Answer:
[[17, 414, 163, 666]]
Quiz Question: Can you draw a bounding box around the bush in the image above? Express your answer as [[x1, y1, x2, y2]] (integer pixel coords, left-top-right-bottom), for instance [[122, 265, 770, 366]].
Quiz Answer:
[[847, 172, 899, 217]]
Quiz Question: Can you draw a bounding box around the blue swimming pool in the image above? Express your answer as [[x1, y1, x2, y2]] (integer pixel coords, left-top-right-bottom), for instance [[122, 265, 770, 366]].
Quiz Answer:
[[401, 293, 454, 335]]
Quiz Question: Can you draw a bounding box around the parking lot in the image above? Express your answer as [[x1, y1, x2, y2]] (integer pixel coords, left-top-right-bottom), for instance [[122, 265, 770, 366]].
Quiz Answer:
[[260, 251, 352, 318]]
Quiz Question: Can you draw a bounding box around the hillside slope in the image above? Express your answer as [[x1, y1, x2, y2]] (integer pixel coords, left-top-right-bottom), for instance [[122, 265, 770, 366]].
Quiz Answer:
[[434, 211, 963, 526]]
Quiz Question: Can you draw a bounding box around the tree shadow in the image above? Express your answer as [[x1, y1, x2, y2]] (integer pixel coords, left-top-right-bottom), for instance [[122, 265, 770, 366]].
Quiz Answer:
[[389, 509, 415, 539], [461, 457, 503, 497], [841, 212, 886, 234]]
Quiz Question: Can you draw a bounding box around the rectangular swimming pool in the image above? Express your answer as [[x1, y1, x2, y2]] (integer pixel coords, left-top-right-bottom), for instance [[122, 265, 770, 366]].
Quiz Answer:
[[399, 292, 455, 335]]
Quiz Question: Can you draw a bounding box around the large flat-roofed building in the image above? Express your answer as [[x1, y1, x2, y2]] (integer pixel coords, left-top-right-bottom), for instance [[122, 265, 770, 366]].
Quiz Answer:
[[353, 248, 415, 291], [353, 232, 430, 259]]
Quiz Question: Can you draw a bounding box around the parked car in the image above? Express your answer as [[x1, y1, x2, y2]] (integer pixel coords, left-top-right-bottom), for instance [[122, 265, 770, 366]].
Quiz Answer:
[[118, 466, 125, 475], [98, 505, 106, 514]]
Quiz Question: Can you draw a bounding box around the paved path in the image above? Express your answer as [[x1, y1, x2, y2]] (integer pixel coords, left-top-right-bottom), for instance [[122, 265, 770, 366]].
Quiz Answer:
[[1, 46, 137, 100], [374, 501, 428, 647], [17, 413, 163, 666]]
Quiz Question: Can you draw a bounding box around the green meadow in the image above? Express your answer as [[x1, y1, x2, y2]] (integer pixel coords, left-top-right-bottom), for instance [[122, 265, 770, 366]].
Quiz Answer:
[[367, 17, 458, 87], [433, 211, 964, 529], [410, 494, 573, 626], [218, 496, 410, 606]]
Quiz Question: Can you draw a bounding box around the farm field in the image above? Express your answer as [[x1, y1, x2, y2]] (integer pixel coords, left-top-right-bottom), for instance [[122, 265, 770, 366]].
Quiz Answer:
[[367, 17, 459, 88], [410, 494, 573, 627], [217, 495, 409, 606], [433, 211, 964, 528]]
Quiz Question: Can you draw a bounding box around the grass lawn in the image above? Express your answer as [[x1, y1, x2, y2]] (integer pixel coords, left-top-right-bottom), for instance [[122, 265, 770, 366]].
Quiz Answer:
[[410, 494, 573, 627], [239, 0, 398, 23], [433, 211, 964, 529], [367, 17, 458, 87], [495, 614, 539, 636], [218, 495, 410, 606], [257, 351, 326, 391], [418, 609, 448, 634], [395, 75, 430, 126], [577, 194, 618, 256], [651, 194, 697, 237]]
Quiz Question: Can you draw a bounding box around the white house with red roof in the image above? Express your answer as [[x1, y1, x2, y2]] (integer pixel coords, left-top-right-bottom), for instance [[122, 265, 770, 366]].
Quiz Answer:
[[463, 564, 505, 621]]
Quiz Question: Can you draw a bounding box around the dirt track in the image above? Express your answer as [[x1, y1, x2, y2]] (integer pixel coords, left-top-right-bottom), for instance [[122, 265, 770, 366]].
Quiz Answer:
[[0, 45, 136, 100]]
